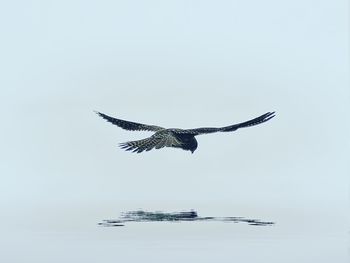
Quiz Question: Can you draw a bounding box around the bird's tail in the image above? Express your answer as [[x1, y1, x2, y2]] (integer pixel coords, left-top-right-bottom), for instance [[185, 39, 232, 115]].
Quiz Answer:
[[119, 137, 156, 153]]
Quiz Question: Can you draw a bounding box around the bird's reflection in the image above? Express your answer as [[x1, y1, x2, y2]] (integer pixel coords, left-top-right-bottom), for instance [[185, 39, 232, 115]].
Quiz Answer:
[[98, 210, 275, 227]]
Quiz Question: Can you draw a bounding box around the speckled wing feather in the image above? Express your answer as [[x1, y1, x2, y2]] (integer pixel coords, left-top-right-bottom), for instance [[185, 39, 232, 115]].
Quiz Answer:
[[179, 112, 275, 135], [96, 112, 164, 132], [119, 131, 182, 153]]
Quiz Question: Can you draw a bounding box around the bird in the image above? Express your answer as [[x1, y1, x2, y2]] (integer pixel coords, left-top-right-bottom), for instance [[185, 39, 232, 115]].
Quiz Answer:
[[96, 111, 275, 154]]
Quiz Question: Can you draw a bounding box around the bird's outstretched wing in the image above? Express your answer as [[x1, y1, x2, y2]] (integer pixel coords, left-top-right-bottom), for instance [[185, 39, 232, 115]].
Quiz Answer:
[[179, 112, 275, 135], [119, 131, 182, 153], [96, 111, 164, 132]]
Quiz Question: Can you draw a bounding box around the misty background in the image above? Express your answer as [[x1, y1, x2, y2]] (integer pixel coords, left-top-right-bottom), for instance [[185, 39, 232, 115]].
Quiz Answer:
[[0, 0, 349, 262]]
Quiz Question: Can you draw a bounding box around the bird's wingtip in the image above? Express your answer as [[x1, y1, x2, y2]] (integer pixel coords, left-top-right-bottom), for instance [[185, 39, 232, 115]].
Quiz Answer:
[[95, 111, 106, 119], [264, 111, 276, 122], [266, 111, 276, 118]]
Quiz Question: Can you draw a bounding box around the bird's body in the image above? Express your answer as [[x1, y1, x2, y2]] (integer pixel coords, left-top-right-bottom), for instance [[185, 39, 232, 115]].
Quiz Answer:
[[96, 111, 275, 153]]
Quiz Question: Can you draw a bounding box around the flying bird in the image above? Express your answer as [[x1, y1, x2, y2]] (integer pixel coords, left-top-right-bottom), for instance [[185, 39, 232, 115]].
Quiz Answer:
[[96, 111, 275, 153]]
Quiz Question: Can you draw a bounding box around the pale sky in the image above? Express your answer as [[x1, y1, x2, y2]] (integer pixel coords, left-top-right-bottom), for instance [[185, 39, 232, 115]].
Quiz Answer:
[[0, 1, 349, 262]]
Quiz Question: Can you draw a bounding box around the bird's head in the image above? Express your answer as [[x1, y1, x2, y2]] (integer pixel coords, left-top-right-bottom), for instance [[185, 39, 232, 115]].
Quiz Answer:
[[189, 139, 198, 154]]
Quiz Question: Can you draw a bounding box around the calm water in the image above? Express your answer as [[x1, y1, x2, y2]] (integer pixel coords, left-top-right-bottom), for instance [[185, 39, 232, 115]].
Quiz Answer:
[[1, 206, 347, 263]]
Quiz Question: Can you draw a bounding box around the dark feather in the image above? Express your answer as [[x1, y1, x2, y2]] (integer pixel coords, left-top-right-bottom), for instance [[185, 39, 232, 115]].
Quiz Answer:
[[96, 111, 164, 132], [180, 112, 275, 135]]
